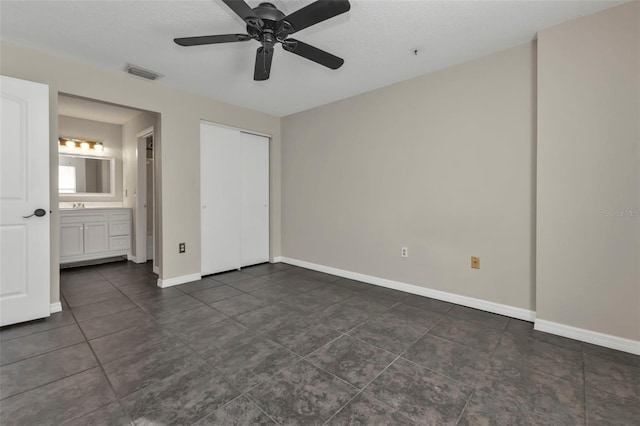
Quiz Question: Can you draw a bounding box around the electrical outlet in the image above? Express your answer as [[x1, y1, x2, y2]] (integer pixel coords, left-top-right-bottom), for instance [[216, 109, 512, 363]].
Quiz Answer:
[[471, 256, 480, 269], [401, 247, 409, 258], [179, 243, 186, 253]]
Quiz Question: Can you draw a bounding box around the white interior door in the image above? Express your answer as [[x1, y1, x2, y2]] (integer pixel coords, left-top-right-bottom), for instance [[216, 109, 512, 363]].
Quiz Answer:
[[0, 75, 50, 326], [240, 132, 269, 267], [200, 123, 241, 275]]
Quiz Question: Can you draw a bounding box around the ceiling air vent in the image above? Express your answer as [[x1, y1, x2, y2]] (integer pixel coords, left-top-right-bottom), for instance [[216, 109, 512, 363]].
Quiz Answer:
[[124, 64, 161, 81]]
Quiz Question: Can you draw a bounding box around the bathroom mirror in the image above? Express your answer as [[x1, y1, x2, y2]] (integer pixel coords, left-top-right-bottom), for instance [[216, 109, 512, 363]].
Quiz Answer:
[[58, 154, 114, 196]]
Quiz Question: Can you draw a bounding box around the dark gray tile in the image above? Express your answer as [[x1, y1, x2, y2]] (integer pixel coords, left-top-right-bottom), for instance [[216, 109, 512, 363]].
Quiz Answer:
[[403, 334, 492, 385], [251, 283, 304, 302], [63, 401, 131, 426], [447, 305, 510, 330], [228, 276, 274, 293], [78, 308, 154, 340], [190, 285, 244, 304], [585, 353, 640, 401], [365, 286, 409, 301], [586, 388, 640, 426], [194, 396, 276, 425], [234, 303, 308, 330], [0, 324, 85, 366], [339, 293, 397, 314], [121, 365, 238, 426], [210, 270, 254, 284], [241, 262, 292, 277], [402, 294, 454, 314], [60, 269, 103, 285], [505, 318, 583, 352], [428, 316, 503, 355], [458, 390, 541, 426], [300, 270, 342, 282], [308, 335, 396, 388], [493, 333, 584, 383], [209, 334, 300, 391], [71, 296, 137, 322], [0, 310, 76, 342], [278, 291, 337, 313], [126, 286, 184, 302], [583, 343, 640, 368], [264, 270, 303, 283], [0, 368, 115, 426], [473, 360, 585, 424], [89, 324, 172, 364], [328, 392, 416, 426], [135, 294, 204, 319], [303, 285, 359, 304], [332, 278, 376, 292], [278, 276, 326, 293], [102, 271, 158, 287], [64, 285, 124, 308], [349, 316, 424, 355], [0, 343, 97, 400], [61, 277, 112, 295], [179, 319, 256, 359], [116, 278, 161, 296], [366, 357, 473, 425], [212, 293, 268, 316], [103, 338, 206, 397], [379, 304, 442, 332], [156, 305, 227, 335], [259, 318, 342, 357], [174, 278, 224, 294], [311, 303, 372, 332], [249, 360, 357, 425]]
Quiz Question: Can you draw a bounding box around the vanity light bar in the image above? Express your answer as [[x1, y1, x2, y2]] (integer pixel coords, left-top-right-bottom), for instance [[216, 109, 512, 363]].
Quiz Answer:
[[59, 138, 104, 152]]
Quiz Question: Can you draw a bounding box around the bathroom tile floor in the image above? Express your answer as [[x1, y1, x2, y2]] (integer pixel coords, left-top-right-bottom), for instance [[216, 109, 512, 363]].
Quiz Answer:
[[1, 260, 638, 425]]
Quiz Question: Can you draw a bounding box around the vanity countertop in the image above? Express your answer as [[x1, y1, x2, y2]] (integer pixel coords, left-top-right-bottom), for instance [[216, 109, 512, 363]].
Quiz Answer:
[[60, 207, 131, 211]]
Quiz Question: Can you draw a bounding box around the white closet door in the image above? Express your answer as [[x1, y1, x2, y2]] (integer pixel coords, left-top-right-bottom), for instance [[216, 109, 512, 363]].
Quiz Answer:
[[240, 132, 270, 267], [200, 123, 241, 275]]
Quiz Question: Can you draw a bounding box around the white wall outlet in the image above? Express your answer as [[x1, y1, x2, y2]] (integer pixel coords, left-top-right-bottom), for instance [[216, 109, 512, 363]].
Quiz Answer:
[[401, 247, 409, 258]]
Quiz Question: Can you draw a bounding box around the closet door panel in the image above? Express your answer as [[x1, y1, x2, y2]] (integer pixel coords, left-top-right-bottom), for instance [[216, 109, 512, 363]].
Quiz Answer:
[[200, 123, 241, 275], [240, 132, 270, 267]]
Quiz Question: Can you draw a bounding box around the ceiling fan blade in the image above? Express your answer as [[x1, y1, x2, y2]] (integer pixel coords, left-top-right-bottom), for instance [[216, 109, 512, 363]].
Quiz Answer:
[[221, 0, 264, 28], [282, 39, 344, 69], [174, 34, 251, 46], [282, 0, 350, 34], [254, 46, 274, 81]]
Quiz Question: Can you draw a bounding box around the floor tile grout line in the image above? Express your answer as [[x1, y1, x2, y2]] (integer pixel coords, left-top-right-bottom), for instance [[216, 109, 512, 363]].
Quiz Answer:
[[454, 389, 476, 426], [321, 317, 444, 426], [0, 363, 98, 402], [65, 303, 136, 426], [0, 331, 87, 368]]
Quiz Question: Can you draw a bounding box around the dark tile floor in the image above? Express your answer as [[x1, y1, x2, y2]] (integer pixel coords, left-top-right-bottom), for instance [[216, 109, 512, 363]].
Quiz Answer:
[[1, 261, 638, 425]]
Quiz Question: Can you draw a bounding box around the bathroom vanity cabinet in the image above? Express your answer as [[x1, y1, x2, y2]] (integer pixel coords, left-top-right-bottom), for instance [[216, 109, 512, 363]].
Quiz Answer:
[[60, 208, 131, 264]]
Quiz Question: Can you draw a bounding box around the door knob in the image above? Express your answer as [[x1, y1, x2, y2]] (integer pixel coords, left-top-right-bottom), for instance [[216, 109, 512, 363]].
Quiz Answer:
[[23, 208, 47, 219]]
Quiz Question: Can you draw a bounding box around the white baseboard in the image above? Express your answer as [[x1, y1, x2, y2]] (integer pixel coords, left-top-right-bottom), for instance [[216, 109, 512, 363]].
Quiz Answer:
[[535, 319, 640, 355], [278, 256, 536, 322], [272, 256, 283, 263], [157, 273, 202, 288], [153, 265, 160, 274], [127, 254, 147, 264], [50, 302, 62, 313]]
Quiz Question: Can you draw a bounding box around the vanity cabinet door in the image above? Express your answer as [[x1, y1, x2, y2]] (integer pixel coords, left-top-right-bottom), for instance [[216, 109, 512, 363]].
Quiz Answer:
[[83, 222, 109, 254], [60, 222, 84, 257]]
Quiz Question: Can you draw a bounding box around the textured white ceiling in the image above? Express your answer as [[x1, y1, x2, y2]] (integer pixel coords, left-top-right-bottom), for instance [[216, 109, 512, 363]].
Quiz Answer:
[[58, 94, 143, 124], [0, 0, 627, 117]]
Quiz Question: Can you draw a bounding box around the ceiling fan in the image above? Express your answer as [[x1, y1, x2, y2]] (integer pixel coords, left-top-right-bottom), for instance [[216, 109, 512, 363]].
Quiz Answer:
[[174, 0, 351, 81]]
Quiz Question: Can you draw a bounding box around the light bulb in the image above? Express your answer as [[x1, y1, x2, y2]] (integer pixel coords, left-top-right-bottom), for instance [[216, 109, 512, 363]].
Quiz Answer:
[[65, 140, 76, 148], [94, 143, 104, 152], [80, 142, 90, 150]]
